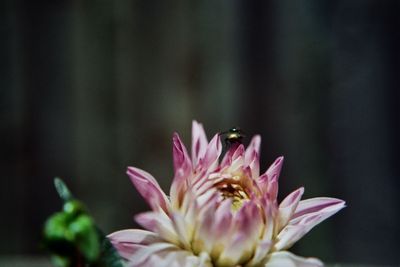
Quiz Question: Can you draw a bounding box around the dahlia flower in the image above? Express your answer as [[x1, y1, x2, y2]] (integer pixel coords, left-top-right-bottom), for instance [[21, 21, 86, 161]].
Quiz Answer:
[[108, 121, 345, 267]]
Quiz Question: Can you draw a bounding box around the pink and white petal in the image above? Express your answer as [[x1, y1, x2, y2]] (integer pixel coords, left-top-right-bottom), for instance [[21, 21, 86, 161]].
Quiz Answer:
[[107, 229, 161, 245], [261, 198, 276, 241], [127, 167, 170, 212], [114, 243, 145, 261], [275, 200, 344, 251], [134, 211, 159, 232], [191, 120, 208, 167], [215, 202, 262, 265], [219, 146, 233, 168], [135, 211, 180, 245], [192, 197, 219, 254], [244, 134, 261, 165], [194, 187, 218, 207], [150, 250, 193, 267], [127, 242, 180, 267], [288, 198, 346, 227], [213, 199, 233, 231], [247, 150, 260, 180], [245, 239, 272, 267], [266, 156, 284, 183], [292, 197, 346, 220], [199, 134, 222, 173], [207, 199, 233, 259], [220, 144, 245, 170], [170, 133, 192, 208], [190, 168, 207, 189], [154, 251, 186, 267], [178, 251, 212, 267], [172, 133, 192, 175], [266, 179, 279, 202], [181, 191, 202, 231], [171, 212, 192, 250], [229, 145, 246, 172], [257, 157, 284, 196], [263, 158, 283, 200], [274, 221, 310, 251], [107, 229, 162, 260], [215, 233, 252, 266], [138, 248, 212, 267], [257, 173, 269, 192], [265, 251, 323, 267], [238, 200, 264, 240], [213, 210, 233, 243], [277, 187, 304, 230]]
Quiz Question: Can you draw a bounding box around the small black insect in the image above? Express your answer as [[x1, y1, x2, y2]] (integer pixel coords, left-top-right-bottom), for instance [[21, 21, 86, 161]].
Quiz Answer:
[[221, 127, 245, 146]]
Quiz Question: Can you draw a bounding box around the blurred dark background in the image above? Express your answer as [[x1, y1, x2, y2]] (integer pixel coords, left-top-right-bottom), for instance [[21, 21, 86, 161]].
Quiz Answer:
[[1, 0, 399, 265]]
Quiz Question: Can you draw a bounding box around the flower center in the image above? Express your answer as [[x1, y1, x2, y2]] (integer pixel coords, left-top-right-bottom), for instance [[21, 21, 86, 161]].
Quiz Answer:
[[214, 176, 250, 211]]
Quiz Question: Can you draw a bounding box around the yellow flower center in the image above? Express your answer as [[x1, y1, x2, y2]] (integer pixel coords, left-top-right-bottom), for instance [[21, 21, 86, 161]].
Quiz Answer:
[[214, 176, 250, 211]]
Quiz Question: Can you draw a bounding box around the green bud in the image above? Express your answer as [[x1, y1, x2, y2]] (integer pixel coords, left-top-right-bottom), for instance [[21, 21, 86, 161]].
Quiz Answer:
[[70, 215, 101, 262], [44, 212, 74, 242], [63, 200, 85, 216]]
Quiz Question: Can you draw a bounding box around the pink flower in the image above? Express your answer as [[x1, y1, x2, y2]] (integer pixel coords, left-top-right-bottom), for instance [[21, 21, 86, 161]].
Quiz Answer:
[[108, 121, 345, 267]]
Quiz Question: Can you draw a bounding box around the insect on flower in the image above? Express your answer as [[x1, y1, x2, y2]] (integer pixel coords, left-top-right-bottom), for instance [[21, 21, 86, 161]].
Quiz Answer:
[[108, 121, 345, 267], [220, 127, 245, 146]]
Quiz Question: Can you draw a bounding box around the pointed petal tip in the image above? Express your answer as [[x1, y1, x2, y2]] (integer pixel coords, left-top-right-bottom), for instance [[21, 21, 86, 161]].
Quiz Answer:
[[211, 133, 222, 149], [126, 167, 169, 212], [172, 132, 180, 142], [127, 166, 159, 185], [254, 134, 261, 139], [192, 120, 204, 129], [126, 166, 135, 174], [335, 199, 346, 210], [127, 166, 148, 182], [294, 197, 346, 220], [191, 120, 209, 167], [172, 132, 192, 172], [248, 134, 261, 147]]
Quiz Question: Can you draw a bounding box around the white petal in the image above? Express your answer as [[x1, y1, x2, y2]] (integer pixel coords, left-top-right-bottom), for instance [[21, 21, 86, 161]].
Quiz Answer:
[[215, 233, 251, 266], [127, 242, 178, 267], [245, 239, 272, 266], [275, 197, 345, 250], [135, 211, 179, 245], [192, 197, 219, 254], [265, 251, 323, 267], [171, 212, 191, 250], [128, 244, 212, 267]]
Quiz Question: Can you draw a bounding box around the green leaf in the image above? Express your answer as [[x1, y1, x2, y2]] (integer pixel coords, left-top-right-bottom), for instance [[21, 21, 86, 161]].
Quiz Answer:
[[44, 177, 124, 267], [44, 212, 73, 242], [63, 200, 86, 216], [70, 215, 100, 262], [54, 177, 73, 202]]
